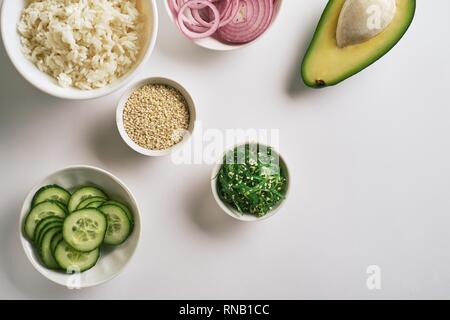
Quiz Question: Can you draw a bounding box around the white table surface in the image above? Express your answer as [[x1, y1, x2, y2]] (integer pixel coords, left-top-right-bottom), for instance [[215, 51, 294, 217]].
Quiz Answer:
[[1, 0, 450, 300]]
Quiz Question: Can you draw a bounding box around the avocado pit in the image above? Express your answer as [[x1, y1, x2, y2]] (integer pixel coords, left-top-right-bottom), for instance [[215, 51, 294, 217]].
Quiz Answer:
[[336, 0, 397, 48]]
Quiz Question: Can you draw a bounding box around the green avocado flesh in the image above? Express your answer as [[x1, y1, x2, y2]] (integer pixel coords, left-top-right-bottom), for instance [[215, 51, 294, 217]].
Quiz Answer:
[[301, 0, 416, 88]]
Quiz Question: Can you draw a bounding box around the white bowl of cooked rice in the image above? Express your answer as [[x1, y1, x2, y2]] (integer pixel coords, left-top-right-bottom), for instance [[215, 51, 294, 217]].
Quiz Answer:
[[1, 0, 158, 100]]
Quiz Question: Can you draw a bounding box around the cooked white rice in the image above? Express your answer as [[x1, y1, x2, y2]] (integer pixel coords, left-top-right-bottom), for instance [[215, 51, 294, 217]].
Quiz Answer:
[[17, 0, 143, 90]]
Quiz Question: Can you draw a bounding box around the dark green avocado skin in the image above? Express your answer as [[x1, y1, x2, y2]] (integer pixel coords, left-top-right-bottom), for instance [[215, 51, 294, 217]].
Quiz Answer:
[[301, 0, 417, 88]]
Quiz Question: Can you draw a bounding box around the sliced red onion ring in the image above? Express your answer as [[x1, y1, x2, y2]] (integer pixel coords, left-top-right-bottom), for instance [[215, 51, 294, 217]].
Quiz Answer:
[[218, 0, 240, 27], [168, 0, 277, 44], [170, 0, 212, 33], [191, 0, 235, 28], [172, 0, 218, 30], [216, 0, 274, 44], [177, 0, 221, 39]]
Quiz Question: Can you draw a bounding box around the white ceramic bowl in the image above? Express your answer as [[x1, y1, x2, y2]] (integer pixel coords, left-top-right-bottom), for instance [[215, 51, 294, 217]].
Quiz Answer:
[[1, 0, 158, 100], [116, 76, 197, 157], [165, 0, 283, 51], [19, 165, 141, 288], [211, 142, 290, 222]]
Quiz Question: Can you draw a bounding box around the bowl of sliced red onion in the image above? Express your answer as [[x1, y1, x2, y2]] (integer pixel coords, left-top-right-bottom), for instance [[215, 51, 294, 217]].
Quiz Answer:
[[166, 0, 282, 51]]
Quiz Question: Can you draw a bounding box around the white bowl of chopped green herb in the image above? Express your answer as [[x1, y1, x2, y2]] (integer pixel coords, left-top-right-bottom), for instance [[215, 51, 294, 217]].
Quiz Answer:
[[19, 165, 141, 288], [1, 0, 158, 100], [116, 77, 197, 157], [211, 143, 290, 222]]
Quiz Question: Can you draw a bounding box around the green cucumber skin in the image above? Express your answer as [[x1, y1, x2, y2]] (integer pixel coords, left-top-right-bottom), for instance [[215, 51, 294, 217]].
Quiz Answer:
[[32, 216, 62, 240], [54, 201, 69, 213], [32, 216, 63, 243], [63, 209, 107, 252], [85, 201, 105, 209], [53, 238, 64, 258], [50, 232, 63, 254], [99, 204, 132, 246], [76, 196, 107, 210], [68, 186, 108, 213], [24, 185, 136, 272], [32, 185, 71, 207], [36, 222, 63, 247], [103, 200, 134, 226], [54, 241, 100, 273], [23, 201, 66, 240], [39, 228, 62, 270]]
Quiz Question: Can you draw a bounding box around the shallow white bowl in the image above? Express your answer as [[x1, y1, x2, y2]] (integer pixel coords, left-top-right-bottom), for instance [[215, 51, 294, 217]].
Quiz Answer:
[[116, 76, 197, 157], [211, 142, 290, 222], [19, 165, 141, 288], [1, 0, 158, 100], [165, 0, 283, 51]]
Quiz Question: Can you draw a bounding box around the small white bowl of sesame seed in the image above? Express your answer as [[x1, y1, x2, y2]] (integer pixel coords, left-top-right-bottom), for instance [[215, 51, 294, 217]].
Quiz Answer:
[[116, 77, 197, 157]]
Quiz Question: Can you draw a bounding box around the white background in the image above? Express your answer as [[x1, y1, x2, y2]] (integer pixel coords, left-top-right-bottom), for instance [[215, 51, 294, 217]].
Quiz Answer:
[[1, 0, 450, 299]]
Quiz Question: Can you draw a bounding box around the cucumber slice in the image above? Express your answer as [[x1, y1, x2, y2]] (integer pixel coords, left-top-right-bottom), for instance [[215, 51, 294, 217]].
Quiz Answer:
[[76, 196, 107, 210], [54, 201, 69, 213], [50, 232, 63, 254], [24, 201, 66, 240], [34, 218, 63, 244], [68, 187, 107, 212], [63, 209, 107, 252], [85, 201, 104, 209], [32, 185, 71, 207], [54, 241, 100, 273], [103, 200, 134, 223], [33, 216, 62, 240], [40, 228, 62, 269], [36, 223, 63, 247], [99, 204, 132, 245]]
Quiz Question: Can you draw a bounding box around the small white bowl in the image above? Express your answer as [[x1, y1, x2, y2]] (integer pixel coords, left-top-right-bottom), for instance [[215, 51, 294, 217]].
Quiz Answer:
[[211, 142, 290, 222], [1, 0, 158, 100], [116, 76, 197, 157], [165, 0, 283, 51], [19, 165, 141, 288]]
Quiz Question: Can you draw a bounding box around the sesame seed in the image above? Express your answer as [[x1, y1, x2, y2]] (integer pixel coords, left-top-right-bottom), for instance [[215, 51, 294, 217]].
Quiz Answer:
[[123, 84, 190, 151]]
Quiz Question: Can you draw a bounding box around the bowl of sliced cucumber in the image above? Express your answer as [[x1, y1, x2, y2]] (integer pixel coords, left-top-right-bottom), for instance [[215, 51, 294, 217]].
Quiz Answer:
[[19, 165, 141, 288]]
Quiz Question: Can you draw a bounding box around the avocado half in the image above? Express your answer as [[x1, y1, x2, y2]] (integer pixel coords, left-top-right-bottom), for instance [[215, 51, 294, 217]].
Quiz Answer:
[[301, 0, 416, 88]]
